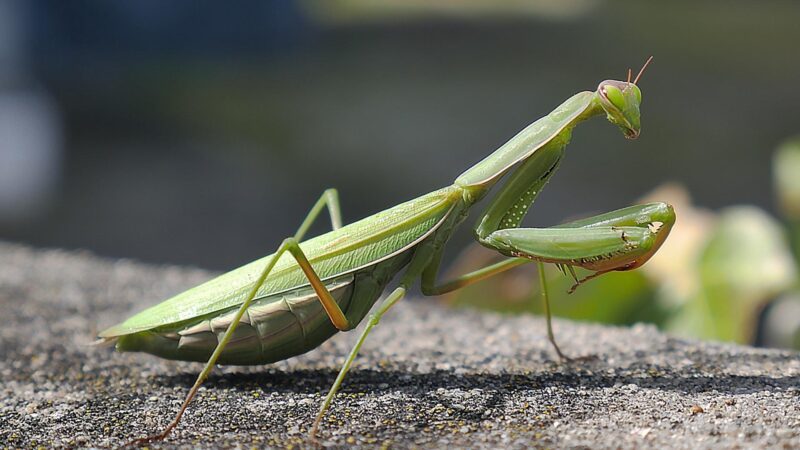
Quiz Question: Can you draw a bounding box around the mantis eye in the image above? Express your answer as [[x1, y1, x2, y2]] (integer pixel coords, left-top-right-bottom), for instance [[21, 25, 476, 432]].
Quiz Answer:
[[601, 84, 625, 110], [630, 84, 642, 104]]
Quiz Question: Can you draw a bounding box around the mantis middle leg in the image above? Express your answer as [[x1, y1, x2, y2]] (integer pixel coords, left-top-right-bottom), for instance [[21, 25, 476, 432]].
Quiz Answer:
[[420, 249, 571, 360]]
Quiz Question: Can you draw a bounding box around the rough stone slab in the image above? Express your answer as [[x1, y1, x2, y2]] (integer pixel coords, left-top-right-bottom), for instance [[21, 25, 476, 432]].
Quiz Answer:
[[0, 241, 798, 449]]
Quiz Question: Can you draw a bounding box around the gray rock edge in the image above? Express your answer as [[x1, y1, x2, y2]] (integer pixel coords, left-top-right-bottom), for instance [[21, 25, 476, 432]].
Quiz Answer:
[[0, 241, 798, 449]]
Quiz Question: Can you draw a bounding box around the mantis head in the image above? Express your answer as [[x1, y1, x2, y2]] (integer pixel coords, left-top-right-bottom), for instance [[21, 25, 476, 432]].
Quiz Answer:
[[596, 56, 653, 140], [597, 80, 642, 139]]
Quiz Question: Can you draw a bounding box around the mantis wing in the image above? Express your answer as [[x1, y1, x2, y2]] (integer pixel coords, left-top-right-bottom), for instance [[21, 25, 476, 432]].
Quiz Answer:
[[100, 187, 459, 337]]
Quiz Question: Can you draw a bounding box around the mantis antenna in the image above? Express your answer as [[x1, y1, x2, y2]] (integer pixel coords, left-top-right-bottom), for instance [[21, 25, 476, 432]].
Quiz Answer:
[[627, 68, 632, 83], [633, 56, 654, 85]]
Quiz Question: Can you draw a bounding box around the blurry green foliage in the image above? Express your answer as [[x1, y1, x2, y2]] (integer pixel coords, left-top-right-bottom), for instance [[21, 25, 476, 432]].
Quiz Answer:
[[765, 137, 800, 348], [774, 137, 800, 258], [667, 207, 796, 343], [774, 137, 800, 221]]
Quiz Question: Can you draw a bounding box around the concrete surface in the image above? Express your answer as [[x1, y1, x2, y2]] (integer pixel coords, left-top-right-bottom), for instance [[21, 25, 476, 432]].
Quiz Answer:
[[0, 241, 798, 449]]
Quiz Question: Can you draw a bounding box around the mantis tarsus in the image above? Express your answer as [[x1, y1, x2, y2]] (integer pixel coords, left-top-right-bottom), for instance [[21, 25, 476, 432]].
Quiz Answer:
[[100, 57, 675, 446]]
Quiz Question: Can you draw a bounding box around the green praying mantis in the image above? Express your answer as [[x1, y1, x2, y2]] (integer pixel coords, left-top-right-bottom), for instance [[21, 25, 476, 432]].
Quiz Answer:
[[100, 57, 675, 446]]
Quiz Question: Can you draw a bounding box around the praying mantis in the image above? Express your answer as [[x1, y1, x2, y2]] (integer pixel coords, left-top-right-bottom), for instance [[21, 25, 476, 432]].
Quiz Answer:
[[99, 57, 675, 446]]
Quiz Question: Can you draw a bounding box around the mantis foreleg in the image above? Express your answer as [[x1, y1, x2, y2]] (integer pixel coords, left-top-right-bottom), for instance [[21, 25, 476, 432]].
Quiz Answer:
[[463, 126, 673, 359], [424, 202, 674, 361], [482, 203, 674, 358], [483, 202, 675, 278]]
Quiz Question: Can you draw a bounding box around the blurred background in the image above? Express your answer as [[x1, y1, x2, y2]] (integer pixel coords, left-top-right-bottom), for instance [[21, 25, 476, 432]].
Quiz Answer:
[[1, 0, 799, 348]]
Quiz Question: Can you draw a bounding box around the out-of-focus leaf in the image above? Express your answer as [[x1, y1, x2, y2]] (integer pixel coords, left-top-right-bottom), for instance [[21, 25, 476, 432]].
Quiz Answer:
[[773, 137, 800, 222], [638, 183, 715, 310], [669, 207, 797, 343], [773, 136, 800, 261], [542, 269, 657, 325]]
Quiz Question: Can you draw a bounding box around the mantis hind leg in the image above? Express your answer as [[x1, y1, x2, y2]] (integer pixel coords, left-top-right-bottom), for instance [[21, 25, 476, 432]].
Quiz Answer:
[[120, 188, 351, 447], [296, 188, 343, 239]]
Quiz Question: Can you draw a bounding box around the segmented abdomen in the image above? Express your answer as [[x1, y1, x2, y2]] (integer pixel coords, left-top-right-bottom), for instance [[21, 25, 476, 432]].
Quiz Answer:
[[116, 251, 412, 365]]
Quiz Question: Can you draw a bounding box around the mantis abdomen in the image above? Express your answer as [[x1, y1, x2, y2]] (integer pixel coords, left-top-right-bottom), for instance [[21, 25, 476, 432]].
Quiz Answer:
[[114, 251, 414, 365]]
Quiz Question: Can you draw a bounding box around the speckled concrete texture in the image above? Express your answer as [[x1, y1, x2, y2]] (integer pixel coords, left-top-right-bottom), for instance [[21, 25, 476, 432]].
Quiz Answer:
[[0, 242, 798, 449]]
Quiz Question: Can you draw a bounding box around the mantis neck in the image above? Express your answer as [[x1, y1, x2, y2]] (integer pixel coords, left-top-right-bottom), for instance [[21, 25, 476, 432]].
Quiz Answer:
[[455, 91, 603, 197], [465, 95, 604, 241]]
